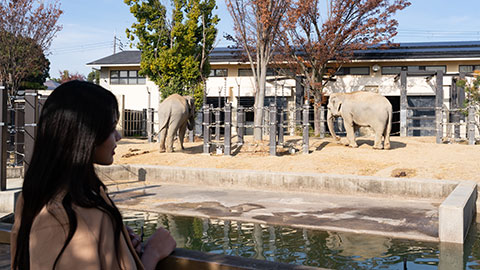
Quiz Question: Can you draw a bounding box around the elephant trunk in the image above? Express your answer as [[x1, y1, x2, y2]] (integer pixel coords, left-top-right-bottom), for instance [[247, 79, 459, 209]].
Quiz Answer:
[[327, 110, 340, 141]]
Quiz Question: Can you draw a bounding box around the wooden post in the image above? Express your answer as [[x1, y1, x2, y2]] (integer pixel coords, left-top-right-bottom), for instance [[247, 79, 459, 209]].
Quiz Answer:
[[436, 70, 444, 144], [24, 90, 38, 173], [320, 105, 325, 138], [224, 103, 232, 156], [302, 104, 309, 154], [0, 86, 7, 191], [237, 106, 244, 145], [400, 70, 407, 137], [277, 106, 284, 145], [147, 108, 154, 142], [269, 103, 277, 156], [203, 105, 211, 154], [142, 109, 147, 137], [458, 73, 466, 139], [14, 100, 24, 166], [468, 106, 476, 145]]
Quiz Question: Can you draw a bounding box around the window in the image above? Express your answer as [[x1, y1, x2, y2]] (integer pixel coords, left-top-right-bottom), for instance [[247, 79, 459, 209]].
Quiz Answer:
[[110, 70, 146, 85], [238, 68, 253, 76], [382, 66, 405, 75], [459, 65, 480, 73], [382, 66, 446, 75], [209, 69, 228, 77], [335, 67, 370, 75]]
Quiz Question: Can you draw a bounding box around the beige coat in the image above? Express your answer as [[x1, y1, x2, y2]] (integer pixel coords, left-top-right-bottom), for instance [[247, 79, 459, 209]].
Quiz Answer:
[[10, 188, 144, 270]]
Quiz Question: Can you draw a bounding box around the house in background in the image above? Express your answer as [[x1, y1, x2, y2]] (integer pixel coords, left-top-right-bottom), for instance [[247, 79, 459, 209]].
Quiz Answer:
[[87, 41, 480, 137]]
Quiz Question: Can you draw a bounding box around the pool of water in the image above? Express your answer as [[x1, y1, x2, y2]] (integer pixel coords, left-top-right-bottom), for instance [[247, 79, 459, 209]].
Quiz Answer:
[[122, 210, 480, 269]]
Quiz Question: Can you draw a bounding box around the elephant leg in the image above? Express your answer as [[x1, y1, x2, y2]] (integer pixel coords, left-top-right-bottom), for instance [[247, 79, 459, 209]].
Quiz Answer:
[[178, 122, 187, 150], [158, 128, 167, 153], [373, 129, 383, 149], [344, 121, 358, 148], [384, 127, 391, 150], [166, 119, 182, 152]]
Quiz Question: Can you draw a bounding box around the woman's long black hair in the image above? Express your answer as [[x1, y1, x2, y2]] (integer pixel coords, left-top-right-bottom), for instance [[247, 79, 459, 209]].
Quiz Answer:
[[13, 81, 124, 269]]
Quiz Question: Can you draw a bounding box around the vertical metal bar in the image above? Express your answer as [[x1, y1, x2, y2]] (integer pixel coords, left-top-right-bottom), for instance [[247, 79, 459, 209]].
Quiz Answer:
[[277, 106, 284, 145], [224, 103, 232, 156], [302, 104, 309, 154], [269, 103, 277, 156], [0, 86, 7, 191], [320, 105, 325, 138], [215, 107, 220, 142], [24, 90, 38, 173], [436, 71, 444, 144], [468, 106, 476, 145], [203, 105, 210, 154], [400, 70, 407, 137], [237, 106, 244, 145]]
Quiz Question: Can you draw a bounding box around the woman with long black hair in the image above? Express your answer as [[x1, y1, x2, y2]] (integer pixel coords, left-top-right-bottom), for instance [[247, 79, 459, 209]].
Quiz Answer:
[[10, 80, 176, 269]]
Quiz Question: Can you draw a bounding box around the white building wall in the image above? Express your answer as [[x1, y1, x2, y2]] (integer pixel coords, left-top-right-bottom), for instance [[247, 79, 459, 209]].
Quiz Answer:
[[99, 67, 160, 110], [205, 76, 295, 98]]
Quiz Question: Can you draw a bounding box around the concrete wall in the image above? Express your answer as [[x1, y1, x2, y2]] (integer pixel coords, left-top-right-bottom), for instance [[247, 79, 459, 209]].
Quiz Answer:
[[96, 165, 458, 200]]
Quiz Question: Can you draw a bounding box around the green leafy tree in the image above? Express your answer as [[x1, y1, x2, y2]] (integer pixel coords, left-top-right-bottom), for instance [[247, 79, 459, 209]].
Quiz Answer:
[[19, 56, 50, 90], [125, 0, 218, 110], [457, 70, 480, 135], [87, 69, 100, 84]]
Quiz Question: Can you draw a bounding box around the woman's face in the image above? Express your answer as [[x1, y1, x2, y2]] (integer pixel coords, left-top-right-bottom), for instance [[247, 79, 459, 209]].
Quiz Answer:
[[93, 130, 121, 165]]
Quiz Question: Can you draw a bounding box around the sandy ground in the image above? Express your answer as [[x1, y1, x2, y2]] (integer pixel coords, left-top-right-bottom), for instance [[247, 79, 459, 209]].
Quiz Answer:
[[114, 135, 480, 182]]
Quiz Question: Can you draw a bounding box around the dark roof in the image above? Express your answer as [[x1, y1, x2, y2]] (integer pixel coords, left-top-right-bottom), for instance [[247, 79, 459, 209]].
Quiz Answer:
[[354, 41, 480, 59], [87, 41, 480, 66], [86, 50, 141, 65]]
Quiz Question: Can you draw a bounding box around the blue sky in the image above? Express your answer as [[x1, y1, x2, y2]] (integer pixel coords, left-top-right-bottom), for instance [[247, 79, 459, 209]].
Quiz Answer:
[[47, 0, 480, 78]]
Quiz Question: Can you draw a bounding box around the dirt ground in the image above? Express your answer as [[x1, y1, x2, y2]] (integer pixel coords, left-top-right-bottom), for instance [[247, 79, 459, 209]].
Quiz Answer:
[[114, 135, 480, 183]]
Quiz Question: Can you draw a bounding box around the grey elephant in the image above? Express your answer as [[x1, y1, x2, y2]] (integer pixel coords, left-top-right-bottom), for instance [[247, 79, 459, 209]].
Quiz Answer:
[[326, 91, 392, 150], [158, 94, 195, 152]]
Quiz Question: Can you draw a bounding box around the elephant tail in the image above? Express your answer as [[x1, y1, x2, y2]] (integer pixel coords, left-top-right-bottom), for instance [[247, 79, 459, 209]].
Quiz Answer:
[[384, 106, 392, 140], [158, 114, 170, 133]]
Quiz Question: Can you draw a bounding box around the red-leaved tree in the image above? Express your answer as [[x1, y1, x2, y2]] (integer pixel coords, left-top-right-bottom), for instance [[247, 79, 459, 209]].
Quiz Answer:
[[279, 0, 410, 135]]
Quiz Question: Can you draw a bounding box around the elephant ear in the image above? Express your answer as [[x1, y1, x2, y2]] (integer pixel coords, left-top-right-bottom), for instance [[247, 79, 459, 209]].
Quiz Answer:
[[185, 96, 195, 114]]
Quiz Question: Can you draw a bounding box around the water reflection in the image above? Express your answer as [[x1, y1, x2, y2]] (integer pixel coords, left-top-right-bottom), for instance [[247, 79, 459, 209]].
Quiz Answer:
[[122, 210, 480, 269]]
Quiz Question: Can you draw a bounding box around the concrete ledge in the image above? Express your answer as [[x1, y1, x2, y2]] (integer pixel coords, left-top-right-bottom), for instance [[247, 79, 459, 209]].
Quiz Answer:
[[0, 191, 20, 213], [97, 165, 458, 200], [439, 181, 477, 244]]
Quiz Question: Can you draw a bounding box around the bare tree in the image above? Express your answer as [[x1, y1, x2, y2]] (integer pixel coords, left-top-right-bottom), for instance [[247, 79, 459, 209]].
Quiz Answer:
[[0, 0, 62, 94], [279, 0, 410, 135], [226, 0, 289, 141]]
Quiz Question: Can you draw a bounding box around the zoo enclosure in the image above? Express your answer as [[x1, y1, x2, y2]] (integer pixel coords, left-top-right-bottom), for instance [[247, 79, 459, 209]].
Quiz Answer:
[[200, 70, 478, 157]]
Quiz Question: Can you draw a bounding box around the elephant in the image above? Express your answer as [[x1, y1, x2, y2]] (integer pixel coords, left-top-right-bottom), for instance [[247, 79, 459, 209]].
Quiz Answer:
[[326, 91, 392, 150], [158, 94, 195, 152]]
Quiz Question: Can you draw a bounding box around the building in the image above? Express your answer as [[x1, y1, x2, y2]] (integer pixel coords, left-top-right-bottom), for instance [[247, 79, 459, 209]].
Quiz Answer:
[[87, 41, 480, 137]]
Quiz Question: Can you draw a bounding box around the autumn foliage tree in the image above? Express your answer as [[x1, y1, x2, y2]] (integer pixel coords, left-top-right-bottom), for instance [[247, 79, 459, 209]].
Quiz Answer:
[[0, 0, 62, 95], [279, 0, 410, 135], [226, 0, 289, 141], [56, 70, 86, 84]]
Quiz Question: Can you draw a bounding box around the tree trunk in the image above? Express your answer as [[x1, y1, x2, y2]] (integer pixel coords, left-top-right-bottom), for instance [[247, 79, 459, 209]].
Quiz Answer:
[[314, 104, 321, 136]]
